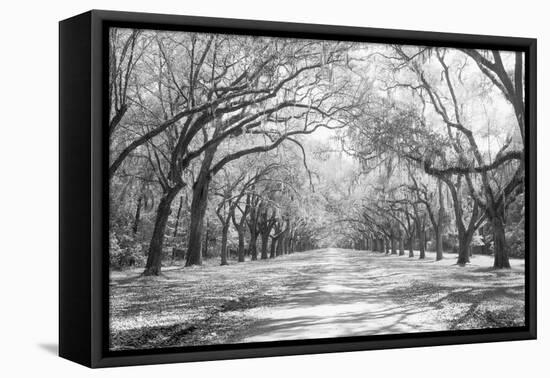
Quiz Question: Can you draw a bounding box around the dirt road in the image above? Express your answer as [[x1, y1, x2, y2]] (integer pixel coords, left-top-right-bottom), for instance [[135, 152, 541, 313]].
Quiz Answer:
[[234, 248, 525, 343], [110, 248, 525, 349]]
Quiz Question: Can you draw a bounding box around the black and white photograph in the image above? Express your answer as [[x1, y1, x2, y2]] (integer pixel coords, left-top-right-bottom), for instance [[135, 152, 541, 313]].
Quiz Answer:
[[2, 0, 548, 375], [108, 26, 528, 352]]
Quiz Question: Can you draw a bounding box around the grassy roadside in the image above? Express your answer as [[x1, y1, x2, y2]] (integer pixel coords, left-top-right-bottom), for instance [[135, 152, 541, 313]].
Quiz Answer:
[[109, 252, 311, 350]]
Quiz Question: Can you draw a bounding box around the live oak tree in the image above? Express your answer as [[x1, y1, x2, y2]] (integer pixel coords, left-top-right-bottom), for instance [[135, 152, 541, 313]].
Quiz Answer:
[[258, 205, 278, 260], [383, 195, 418, 258], [213, 162, 280, 265], [408, 173, 447, 260], [213, 169, 247, 266], [342, 45, 524, 268], [108, 29, 142, 138], [388, 46, 524, 268], [460, 49, 525, 268], [231, 205, 248, 263], [109, 31, 526, 274], [135, 33, 358, 274]]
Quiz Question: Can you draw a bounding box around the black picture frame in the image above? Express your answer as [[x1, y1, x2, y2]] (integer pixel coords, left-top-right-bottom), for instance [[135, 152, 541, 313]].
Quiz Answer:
[[59, 9, 537, 368]]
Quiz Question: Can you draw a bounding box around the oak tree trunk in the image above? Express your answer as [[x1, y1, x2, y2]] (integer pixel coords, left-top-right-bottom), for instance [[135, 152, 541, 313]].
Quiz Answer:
[[144, 186, 181, 275], [132, 195, 142, 235], [172, 195, 184, 238], [419, 230, 426, 259], [435, 227, 443, 261], [249, 231, 258, 260], [270, 237, 277, 258], [201, 221, 210, 259], [185, 146, 217, 267], [277, 235, 284, 256], [492, 214, 510, 268], [435, 179, 445, 261], [237, 229, 245, 262], [457, 230, 473, 265], [260, 232, 269, 260], [185, 178, 210, 266], [220, 223, 229, 266], [185, 143, 217, 267]]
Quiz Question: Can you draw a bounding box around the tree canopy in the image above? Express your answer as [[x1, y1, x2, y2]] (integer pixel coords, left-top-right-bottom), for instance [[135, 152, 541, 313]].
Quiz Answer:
[[109, 28, 526, 274]]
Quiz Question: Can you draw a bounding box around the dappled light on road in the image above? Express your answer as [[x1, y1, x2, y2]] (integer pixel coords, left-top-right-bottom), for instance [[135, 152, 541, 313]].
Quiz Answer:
[[238, 248, 524, 343], [110, 248, 524, 349]]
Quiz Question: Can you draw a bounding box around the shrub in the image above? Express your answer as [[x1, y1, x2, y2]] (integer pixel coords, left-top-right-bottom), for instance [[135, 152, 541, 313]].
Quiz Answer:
[[110, 232, 146, 269], [443, 234, 458, 253], [506, 227, 525, 258]]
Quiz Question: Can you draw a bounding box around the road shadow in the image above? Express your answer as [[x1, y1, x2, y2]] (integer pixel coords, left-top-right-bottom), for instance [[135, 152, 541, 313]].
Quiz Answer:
[[236, 250, 525, 342]]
